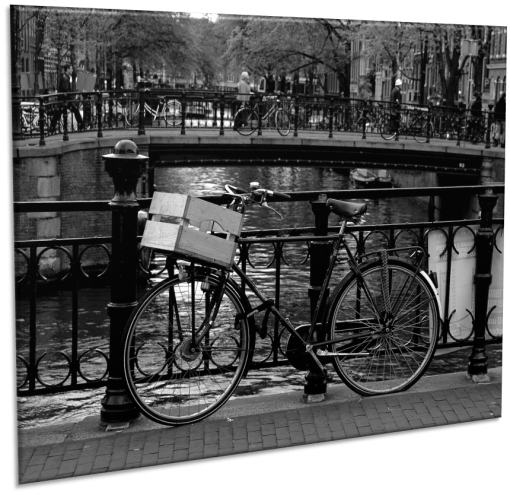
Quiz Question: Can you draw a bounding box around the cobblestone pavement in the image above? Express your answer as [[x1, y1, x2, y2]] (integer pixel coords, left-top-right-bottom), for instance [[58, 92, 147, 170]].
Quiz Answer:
[[18, 383, 502, 484]]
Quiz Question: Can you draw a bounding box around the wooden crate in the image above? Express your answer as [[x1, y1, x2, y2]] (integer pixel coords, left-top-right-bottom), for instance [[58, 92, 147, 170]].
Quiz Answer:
[[141, 192, 243, 269]]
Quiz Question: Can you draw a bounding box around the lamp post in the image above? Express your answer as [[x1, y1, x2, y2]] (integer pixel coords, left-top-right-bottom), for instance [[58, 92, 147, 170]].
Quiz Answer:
[[100, 139, 148, 425]]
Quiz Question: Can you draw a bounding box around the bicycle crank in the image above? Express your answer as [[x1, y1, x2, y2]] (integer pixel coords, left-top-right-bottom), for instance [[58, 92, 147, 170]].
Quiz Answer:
[[316, 350, 370, 357], [286, 326, 311, 371]]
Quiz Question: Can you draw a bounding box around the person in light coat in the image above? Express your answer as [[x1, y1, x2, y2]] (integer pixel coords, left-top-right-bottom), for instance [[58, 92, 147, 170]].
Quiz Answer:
[[234, 71, 253, 130]]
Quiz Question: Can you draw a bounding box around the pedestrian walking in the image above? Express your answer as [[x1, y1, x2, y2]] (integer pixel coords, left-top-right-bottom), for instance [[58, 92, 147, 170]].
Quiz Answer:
[[234, 71, 253, 130], [493, 92, 506, 146], [390, 78, 402, 132], [50, 65, 84, 133]]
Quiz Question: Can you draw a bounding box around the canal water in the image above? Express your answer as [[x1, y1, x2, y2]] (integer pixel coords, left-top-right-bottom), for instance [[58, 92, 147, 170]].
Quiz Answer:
[[16, 166, 502, 429]]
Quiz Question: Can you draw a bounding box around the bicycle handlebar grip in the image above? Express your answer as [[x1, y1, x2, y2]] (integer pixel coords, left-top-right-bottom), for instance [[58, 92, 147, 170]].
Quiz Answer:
[[225, 184, 249, 194], [268, 190, 291, 201]]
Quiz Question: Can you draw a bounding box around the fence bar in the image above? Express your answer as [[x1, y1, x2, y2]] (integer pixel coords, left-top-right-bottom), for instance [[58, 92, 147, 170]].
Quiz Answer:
[[96, 92, 103, 138], [219, 93, 225, 136], [467, 187, 499, 382], [62, 99, 69, 141], [485, 104, 493, 150], [304, 193, 331, 402], [71, 244, 79, 386]]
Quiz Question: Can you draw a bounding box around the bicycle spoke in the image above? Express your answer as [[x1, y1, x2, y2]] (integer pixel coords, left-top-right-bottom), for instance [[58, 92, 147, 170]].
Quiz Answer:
[[123, 273, 251, 425], [328, 261, 439, 395]]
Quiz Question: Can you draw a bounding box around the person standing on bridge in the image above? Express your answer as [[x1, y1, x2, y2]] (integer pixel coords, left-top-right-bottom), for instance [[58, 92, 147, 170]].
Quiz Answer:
[[467, 92, 483, 143], [234, 71, 253, 130], [390, 79, 403, 133], [50, 65, 85, 134], [493, 92, 506, 147]]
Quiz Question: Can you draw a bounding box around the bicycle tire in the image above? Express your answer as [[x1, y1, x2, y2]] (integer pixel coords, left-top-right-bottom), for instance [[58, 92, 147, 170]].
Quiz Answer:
[[160, 100, 183, 128], [380, 115, 397, 140], [123, 270, 254, 426], [276, 110, 291, 136], [324, 258, 439, 396], [234, 107, 258, 136], [412, 116, 432, 143]]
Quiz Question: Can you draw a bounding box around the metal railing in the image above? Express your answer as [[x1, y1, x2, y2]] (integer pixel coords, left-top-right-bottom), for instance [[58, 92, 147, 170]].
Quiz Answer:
[[17, 90, 505, 150], [14, 185, 504, 396]]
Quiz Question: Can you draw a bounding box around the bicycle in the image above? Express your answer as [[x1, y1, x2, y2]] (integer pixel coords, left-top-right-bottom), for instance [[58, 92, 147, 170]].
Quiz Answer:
[[119, 96, 182, 128], [466, 116, 486, 144], [380, 108, 433, 143], [234, 94, 291, 136], [122, 183, 441, 426]]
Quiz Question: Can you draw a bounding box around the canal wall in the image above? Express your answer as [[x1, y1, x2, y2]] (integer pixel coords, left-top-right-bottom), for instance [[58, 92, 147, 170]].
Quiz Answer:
[[392, 149, 505, 220], [13, 135, 505, 275]]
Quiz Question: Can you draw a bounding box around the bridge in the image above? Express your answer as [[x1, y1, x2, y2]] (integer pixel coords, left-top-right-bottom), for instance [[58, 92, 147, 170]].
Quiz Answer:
[[14, 125, 505, 174]]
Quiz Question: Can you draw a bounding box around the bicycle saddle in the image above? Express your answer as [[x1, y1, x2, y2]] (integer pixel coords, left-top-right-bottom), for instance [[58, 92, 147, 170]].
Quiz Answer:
[[327, 198, 367, 218]]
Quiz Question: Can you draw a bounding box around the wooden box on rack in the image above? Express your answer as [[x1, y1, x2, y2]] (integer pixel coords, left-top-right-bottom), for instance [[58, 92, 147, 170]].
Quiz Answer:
[[141, 192, 243, 269]]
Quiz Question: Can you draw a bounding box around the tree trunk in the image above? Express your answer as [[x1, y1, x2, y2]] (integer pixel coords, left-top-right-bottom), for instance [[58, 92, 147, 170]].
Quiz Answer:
[[70, 44, 77, 92]]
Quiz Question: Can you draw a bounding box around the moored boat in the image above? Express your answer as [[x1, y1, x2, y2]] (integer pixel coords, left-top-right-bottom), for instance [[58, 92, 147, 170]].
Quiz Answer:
[[350, 168, 394, 188]]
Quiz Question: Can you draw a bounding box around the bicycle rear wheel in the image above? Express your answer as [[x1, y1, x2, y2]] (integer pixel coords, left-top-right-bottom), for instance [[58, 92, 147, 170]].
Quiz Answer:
[[325, 258, 439, 396], [412, 116, 431, 143], [276, 110, 291, 136], [380, 115, 397, 140], [123, 270, 253, 426], [234, 107, 258, 135]]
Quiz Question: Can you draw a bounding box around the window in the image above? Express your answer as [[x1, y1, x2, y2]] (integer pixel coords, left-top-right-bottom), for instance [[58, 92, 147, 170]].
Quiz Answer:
[[227, 73, 234, 82]]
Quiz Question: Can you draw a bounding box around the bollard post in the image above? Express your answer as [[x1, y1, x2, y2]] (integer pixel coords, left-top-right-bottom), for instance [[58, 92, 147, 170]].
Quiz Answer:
[[38, 97, 46, 146], [304, 193, 332, 403], [467, 187, 498, 383], [100, 139, 148, 425]]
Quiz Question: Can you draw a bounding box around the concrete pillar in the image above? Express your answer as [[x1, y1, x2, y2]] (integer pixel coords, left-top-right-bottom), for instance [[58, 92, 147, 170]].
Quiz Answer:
[[25, 157, 62, 277]]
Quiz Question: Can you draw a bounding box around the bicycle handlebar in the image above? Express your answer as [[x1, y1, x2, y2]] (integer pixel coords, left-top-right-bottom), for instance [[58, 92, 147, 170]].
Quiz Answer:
[[262, 190, 291, 200], [224, 184, 290, 221]]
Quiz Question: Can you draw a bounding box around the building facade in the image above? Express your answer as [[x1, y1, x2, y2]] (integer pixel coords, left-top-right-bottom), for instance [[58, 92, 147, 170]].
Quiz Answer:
[[487, 27, 507, 104]]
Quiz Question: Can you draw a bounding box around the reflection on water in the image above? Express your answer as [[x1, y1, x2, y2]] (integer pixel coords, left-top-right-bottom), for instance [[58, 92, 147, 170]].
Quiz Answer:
[[16, 166, 457, 429]]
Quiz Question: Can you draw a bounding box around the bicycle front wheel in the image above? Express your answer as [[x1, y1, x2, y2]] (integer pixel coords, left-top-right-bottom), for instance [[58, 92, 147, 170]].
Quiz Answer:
[[380, 115, 397, 140], [234, 107, 258, 136], [276, 110, 291, 136], [325, 258, 440, 396], [123, 271, 253, 426]]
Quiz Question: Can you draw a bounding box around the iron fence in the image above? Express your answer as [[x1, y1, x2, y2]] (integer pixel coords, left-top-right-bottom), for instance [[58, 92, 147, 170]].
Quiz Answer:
[[17, 90, 505, 149], [14, 185, 504, 396]]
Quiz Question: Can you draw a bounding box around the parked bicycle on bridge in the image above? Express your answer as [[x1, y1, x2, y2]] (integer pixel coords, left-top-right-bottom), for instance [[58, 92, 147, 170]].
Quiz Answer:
[[234, 93, 291, 136]]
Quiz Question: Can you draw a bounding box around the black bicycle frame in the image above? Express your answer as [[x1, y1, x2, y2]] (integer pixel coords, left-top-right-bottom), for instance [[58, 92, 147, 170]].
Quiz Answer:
[[230, 219, 384, 371]]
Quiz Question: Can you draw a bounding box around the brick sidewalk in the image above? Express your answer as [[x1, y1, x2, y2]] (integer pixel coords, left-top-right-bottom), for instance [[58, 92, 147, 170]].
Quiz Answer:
[[18, 383, 502, 484]]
